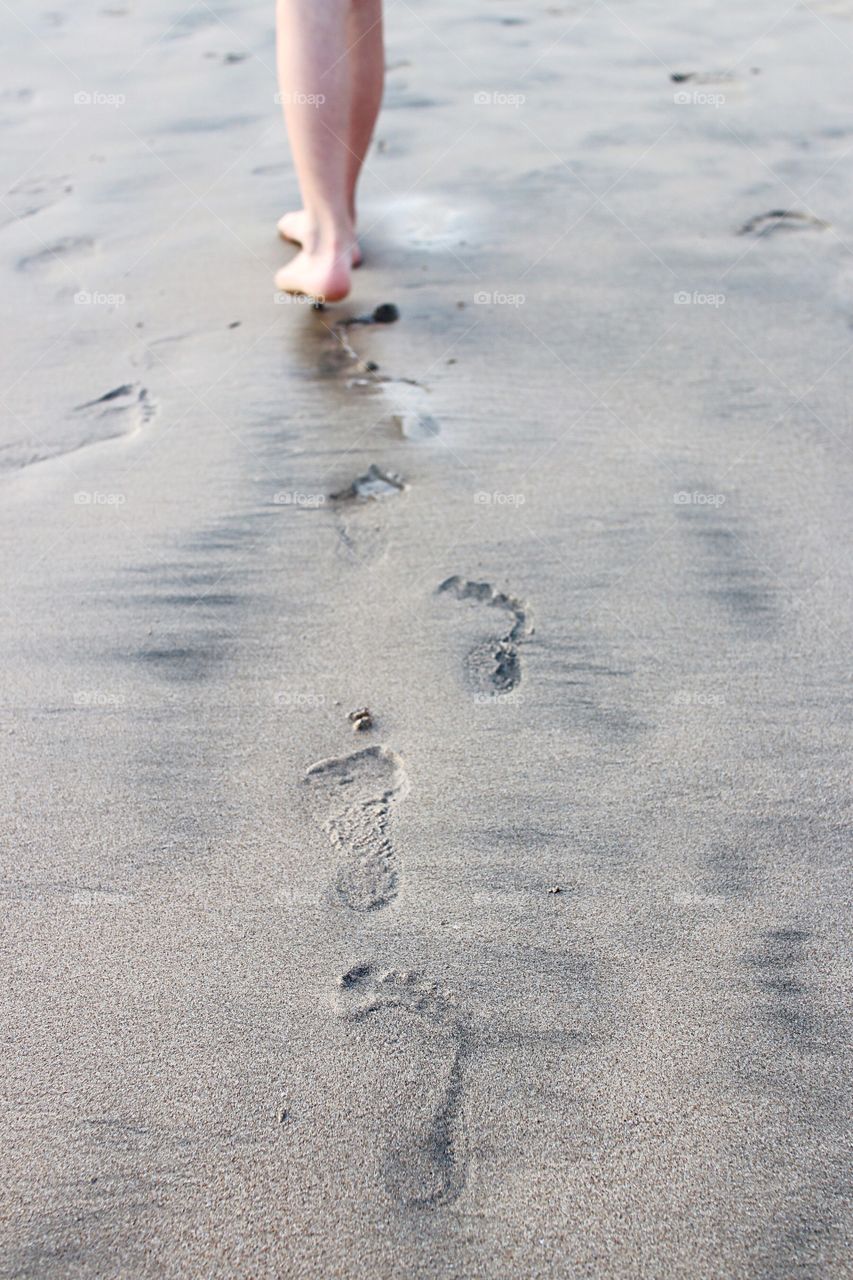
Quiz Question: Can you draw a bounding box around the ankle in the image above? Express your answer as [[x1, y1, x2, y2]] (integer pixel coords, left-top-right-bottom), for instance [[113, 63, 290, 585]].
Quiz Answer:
[[302, 212, 355, 257]]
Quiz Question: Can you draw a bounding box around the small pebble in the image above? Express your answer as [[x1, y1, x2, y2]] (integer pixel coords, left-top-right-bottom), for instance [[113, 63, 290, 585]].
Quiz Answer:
[[372, 303, 399, 324], [547, 886, 563, 895]]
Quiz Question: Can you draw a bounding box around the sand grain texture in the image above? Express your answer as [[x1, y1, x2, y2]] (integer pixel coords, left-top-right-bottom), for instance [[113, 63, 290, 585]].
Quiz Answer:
[[1, 0, 852, 1277]]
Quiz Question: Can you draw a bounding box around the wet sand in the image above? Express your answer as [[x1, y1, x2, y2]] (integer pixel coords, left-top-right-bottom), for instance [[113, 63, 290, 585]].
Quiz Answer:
[[1, 0, 853, 1276]]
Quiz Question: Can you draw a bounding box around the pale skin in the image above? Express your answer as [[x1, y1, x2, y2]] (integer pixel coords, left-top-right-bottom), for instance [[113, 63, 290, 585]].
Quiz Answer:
[[275, 0, 384, 302]]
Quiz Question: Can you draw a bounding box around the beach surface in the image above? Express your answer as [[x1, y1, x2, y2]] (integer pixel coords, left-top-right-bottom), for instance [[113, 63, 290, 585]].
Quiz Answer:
[[1, 0, 852, 1276]]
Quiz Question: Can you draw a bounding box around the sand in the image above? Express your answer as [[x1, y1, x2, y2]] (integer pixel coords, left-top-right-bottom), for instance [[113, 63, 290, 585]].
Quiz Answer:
[[1, 0, 852, 1276]]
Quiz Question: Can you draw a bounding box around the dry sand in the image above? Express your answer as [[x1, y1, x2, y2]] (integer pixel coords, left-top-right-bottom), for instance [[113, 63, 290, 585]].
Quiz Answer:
[[1, 0, 853, 1276]]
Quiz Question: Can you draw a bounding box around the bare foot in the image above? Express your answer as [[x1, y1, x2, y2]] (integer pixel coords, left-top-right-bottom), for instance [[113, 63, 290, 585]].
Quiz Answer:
[[275, 245, 352, 303], [278, 210, 362, 267]]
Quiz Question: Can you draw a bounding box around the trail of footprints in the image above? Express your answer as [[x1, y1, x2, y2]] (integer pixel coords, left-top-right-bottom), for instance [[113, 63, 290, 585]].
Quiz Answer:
[[299, 314, 531, 1210], [304, 578, 529, 910], [303, 576, 527, 1208], [303, 743, 469, 1204], [302, 185, 833, 1207]]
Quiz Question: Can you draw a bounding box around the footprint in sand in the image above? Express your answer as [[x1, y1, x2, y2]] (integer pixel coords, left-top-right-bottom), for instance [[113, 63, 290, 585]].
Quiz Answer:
[[0, 383, 156, 475], [330, 465, 407, 565], [345, 369, 439, 441], [382, 380, 440, 440], [75, 383, 156, 424], [304, 746, 409, 910], [437, 575, 530, 696], [334, 963, 470, 1207], [738, 210, 829, 236]]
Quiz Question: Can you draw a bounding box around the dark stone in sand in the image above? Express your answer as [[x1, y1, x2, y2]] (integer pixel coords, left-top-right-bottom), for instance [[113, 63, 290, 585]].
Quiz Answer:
[[372, 303, 399, 324]]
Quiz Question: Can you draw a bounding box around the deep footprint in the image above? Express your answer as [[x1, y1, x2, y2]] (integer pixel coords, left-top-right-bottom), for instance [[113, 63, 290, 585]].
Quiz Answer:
[[304, 746, 409, 910], [738, 209, 829, 236], [334, 964, 470, 1207], [437, 575, 530, 696]]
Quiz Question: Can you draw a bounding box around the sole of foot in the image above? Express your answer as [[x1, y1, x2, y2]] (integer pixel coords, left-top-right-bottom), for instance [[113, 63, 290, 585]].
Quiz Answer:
[[274, 249, 352, 304]]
